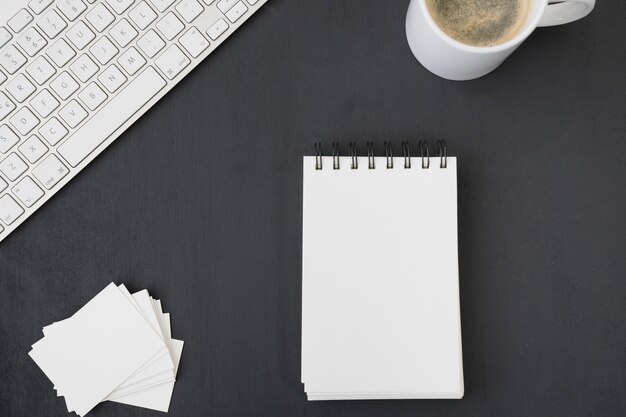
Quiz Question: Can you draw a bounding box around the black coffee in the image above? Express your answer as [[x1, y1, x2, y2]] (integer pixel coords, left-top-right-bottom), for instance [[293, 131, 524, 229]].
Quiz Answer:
[[425, 0, 531, 47]]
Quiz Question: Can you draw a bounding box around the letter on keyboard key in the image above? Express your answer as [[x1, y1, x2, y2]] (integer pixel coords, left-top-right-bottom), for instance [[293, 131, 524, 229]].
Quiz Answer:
[[155, 45, 190, 79], [117, 47, 146, 76], [0, 125, 20, 154], [66, 21, 96, 50], [0, 194, 24, 226], [26, 56, 56, 85], [32, 154, 69, 189], [58, 67, 166, 167], [0, 153, 28, 181], [10, 108, 40, 136], [129, 2, 158, 30], [78, 82, 107, 110], [59, 100, 88, 128], [39, 117, 68, 145], [12, 176, 44, 207], [98, 64, 127, 93]]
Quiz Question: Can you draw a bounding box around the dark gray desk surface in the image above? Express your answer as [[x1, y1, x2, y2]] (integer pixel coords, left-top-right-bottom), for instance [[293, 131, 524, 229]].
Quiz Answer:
[[1, 1, 625, 416]]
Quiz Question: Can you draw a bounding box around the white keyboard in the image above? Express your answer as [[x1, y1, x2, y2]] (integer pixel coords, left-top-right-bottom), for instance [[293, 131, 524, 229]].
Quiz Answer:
[[0, 0, 266, 242]]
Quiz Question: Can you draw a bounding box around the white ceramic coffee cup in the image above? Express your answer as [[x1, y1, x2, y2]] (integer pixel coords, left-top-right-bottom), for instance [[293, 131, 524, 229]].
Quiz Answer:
[[406, 0, 595, 81]]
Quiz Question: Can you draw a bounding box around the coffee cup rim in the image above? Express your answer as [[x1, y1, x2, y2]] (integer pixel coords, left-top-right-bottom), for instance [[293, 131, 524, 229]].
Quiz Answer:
[[419, 0, 548, 54]]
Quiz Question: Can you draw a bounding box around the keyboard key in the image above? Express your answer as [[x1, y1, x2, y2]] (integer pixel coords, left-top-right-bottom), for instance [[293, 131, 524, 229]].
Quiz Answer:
[[98, 64, 127, 93], [0, 28, 12, 49], [0, 45, 28, 74], [0, 125, 20, 154], [17, 27, 48, 56], [118, 47, 146, 76], [29, 0, 55, 15], [137, 30, 165, 58], [66, 21, 95, 50], [6, 74, 37, 103], [58, 67, 166, 167], [8, 9, 35, 33], [50, 71, 79, 100], [86, 3, 115, 32], [106, 0, 135, 15], [156, 12, 184, 41], [0, 153, 28, 181], [0, 93, 17, 121], [180, 27, 209, 58], [225, 1, 247, 22], [90, 36, 118, 65], [38, 9, 68, 39], [78, 82, 107, 110], [10, 108, 40, 136], [39, 117, 68, 145], [70, 54, 99, 82], [110, 19, 138, 48], [149, 0, 176, 13], [32, 154, 69, 189], [18, 135, 48, 163], [217, 0, 238, 13], [155, 45, 190, 79], [57, 0, 88, 21], [0, 194, 24, 225], [176, 0, 204, 23], [207, 18, 228, 40], [30, 89, 60, 118], [12, 176, 44, 207], [26, 56, 56, 84], [59, 99, 88, 128], [0, 177, 6, 192], [129, 2, 157, 30], [47, 38, 76, 67]]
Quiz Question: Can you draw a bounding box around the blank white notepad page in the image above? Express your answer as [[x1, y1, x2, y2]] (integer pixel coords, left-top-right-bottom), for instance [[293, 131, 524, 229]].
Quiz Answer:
[[302, 156, 463, 397]]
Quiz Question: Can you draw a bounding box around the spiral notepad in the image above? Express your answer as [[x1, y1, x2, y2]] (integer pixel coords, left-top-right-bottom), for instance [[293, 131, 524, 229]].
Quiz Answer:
[[301, 141, 463, 400]]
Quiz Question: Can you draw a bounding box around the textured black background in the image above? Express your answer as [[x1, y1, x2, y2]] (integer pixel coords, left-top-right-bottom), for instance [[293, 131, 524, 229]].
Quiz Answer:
[[1, 1, 625, 416]]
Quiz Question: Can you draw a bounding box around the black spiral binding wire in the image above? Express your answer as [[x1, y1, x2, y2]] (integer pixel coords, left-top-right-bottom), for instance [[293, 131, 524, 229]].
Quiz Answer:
[[349, 142, 358, 169], [436, 139, 447, 168], [314, 142, 322, 170], [419, 140, 430, 169], [314, 141, 448, 170], [366, 142, 375, 169], [401, 141, 411, 169], [332, 142, 340, 170], [384, 141, 393, 169]]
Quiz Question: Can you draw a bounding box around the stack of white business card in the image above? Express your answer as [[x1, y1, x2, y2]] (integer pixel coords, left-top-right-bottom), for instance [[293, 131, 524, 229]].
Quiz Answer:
[[29, 283, 184, 416]]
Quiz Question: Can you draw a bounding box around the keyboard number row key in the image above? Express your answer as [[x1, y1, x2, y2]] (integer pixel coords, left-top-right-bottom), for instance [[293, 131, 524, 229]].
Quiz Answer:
[[155, 45, 190, 80], [17, 27, 48, 57], [0, 45, 28, 75], [32, 154, 69, 190], [57, 0, 88, 22], [38, 9, 68, 39], [8, 9, 34, 33], [28, 0, 55, 15]]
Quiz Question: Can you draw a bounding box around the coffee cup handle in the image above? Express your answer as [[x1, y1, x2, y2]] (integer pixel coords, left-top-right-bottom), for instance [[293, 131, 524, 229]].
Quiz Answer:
[[538, 0, 595, 27]]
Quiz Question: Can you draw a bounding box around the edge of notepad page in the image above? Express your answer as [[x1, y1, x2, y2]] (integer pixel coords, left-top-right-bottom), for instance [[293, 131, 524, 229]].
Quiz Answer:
[[301, 156, 463, 397]]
